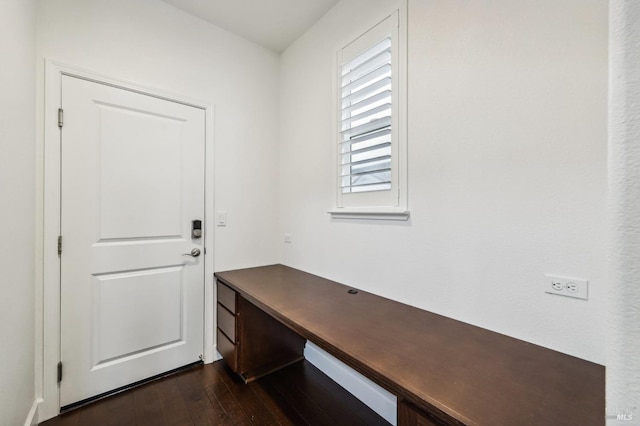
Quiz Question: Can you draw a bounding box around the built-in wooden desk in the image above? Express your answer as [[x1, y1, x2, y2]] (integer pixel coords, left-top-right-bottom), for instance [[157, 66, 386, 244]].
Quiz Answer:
[[214, 264, 604, 426]]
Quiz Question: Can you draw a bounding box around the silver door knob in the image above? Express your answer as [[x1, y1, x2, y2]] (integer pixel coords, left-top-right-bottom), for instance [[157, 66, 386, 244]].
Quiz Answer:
[[182, 248, 201, 257]]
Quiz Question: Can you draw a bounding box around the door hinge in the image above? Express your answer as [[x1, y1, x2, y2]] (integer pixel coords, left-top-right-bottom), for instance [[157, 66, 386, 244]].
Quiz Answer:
[[58, 108, 64, 128], [57, 362, 63, 383], [57, 235, 62, 255]]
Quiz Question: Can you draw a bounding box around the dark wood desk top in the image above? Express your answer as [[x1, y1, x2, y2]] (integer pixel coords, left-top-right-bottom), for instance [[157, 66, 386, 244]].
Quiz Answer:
[[214, 264, 604, 426]]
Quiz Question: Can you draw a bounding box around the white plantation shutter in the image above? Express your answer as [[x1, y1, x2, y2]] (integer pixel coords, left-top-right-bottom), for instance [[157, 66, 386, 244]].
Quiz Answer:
[[336, 11, 404, 211], [340, 36, 392, 193]]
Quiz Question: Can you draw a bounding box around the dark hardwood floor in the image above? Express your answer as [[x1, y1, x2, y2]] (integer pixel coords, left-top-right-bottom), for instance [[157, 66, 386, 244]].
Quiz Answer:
[[41, 360, 389, 426]]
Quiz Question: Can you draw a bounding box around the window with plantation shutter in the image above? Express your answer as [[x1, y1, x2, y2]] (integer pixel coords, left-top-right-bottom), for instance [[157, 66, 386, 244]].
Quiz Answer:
[[340, 38, 393, 193], [332, 8, 408, 219]]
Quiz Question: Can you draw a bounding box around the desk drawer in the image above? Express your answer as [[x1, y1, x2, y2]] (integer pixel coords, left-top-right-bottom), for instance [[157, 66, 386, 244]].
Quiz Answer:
[[217, 281, 237, 313], [217, 328, 237, 372], [217, 303, 236, 343]]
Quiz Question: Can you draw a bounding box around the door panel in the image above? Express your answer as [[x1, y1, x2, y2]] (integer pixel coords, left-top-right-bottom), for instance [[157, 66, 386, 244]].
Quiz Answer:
[[98, 103, 183, 240], [60, 75, 205, 407], [92, 266, 184, 365]]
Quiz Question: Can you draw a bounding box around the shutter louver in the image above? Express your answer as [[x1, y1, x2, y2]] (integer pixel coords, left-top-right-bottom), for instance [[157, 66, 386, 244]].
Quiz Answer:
[[340, 37, 393, 194]]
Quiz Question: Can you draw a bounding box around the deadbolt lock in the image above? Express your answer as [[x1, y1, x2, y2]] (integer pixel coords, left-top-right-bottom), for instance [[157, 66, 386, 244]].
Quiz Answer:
[[192, 220, 202, 239]]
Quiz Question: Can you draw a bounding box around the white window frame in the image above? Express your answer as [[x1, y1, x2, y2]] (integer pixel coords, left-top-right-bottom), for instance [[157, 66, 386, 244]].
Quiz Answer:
[[329, 4, 408, 221]]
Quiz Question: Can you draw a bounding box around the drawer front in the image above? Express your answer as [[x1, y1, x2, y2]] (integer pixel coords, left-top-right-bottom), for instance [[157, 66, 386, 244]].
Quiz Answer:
[[216, 328, 237, 372], [217, 303, 236, 343], [217, 281, 237, 313]]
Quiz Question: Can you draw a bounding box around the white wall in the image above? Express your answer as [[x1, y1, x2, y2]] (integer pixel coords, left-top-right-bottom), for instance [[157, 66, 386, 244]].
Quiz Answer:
[[0, 0, 37, 424], [279, 0, 608, 364], [608, 1, 640, 421], [36, 0, 281, 272]]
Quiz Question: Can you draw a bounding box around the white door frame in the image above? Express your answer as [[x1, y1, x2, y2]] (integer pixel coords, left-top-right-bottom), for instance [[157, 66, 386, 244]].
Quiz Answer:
[[37, 60, 216, 422]]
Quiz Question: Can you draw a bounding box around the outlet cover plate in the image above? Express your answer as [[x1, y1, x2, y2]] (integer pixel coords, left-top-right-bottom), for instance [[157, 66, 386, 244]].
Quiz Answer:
[[544, 274, 588, 300]]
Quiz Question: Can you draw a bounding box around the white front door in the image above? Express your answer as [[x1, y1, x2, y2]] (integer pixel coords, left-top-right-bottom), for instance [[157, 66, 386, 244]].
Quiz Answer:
[[60, 75, 205, 407]]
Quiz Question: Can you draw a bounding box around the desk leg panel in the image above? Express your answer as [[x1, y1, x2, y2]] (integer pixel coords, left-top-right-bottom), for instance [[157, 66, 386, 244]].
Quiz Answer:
[[237, 296, 306, 382]]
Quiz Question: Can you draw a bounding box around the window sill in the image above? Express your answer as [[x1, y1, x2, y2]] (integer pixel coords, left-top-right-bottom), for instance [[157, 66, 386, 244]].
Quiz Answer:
[[328, 209, 410, 221]]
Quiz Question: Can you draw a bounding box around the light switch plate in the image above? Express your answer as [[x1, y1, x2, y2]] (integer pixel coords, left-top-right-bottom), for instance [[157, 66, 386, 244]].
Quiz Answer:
[[216, 211, 227, 227]]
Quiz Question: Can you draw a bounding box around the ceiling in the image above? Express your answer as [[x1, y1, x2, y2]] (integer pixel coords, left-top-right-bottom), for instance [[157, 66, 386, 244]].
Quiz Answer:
[[161, 0, 341, 52]]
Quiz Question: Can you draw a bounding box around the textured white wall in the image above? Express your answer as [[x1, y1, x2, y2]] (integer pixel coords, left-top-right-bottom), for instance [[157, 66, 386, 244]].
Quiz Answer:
[[36, 0, 281, 272], [279, 0, 608, 364], [0, 0, 37, 424], [608, 1, 640, 422]]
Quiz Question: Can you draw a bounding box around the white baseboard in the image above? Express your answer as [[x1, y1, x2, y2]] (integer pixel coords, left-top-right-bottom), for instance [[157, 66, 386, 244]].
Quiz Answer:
[[304, 342, 397, 425], [24, 399, 40, 426]]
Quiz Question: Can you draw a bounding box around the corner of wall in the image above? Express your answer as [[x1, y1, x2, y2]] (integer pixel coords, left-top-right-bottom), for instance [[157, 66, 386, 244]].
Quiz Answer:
[[607, 0, 640, 419]]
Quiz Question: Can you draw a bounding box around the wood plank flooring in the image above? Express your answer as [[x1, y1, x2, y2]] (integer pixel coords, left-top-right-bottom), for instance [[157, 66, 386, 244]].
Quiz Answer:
[[41, 360, 390, 426]]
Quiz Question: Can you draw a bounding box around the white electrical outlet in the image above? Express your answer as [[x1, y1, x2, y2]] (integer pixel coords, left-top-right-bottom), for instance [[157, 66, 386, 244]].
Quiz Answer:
[[544, 274, 588, 300], [284, 233, 292, 243]]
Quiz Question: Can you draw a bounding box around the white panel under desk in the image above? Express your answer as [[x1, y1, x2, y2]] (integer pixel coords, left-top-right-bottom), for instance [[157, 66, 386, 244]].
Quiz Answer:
[[304, 341, 397, 425]]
